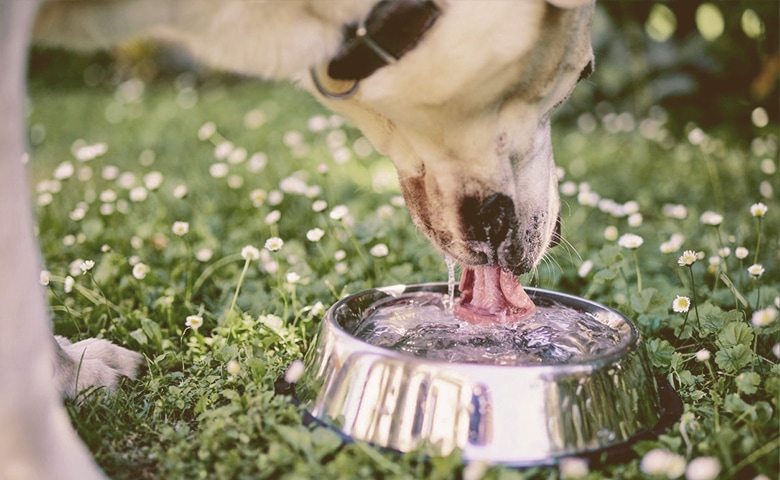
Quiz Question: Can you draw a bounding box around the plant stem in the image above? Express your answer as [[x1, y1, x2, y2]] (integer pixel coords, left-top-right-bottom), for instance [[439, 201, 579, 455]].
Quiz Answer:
[[633, 250, 642, 293], [229, 258, 251, 313], [688, 266, 701, 330], [753, 217, 762, 265]]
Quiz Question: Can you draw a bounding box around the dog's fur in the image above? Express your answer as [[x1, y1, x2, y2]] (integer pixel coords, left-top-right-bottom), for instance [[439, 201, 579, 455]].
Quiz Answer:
[[0, 1, 593, 478]]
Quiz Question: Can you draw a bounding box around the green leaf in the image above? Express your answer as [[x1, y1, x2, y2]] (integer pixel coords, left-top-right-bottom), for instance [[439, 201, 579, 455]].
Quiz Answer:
[[735, 371, 760, 395], [275, 424, 313, 459], [310, 427, 343, 460], [630, 288, 657, 313], [140, 318, 163, 348], [593, 267, 618, 283], [717, 322, 754, 348], [677, 370, 697, 386], [646, 338, 675, 368], [714, 344, 755, 372], [129, 328, 148, 346], [597, 244, 623, 266], [701, 304, 743, 336]]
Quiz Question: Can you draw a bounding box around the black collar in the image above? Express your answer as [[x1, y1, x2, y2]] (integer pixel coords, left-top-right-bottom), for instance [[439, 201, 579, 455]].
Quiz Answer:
[[328, 0, 441, 81]]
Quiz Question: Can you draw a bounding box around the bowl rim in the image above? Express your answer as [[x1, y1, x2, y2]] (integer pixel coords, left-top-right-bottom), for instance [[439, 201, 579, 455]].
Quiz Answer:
[[323, 282, 641, 374]]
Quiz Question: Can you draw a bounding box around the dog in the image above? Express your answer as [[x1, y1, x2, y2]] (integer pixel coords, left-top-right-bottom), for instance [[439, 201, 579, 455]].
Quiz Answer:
[[0, 0, 594, 478]]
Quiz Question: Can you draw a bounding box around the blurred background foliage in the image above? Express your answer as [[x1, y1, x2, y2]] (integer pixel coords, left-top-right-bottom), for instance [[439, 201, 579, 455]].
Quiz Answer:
[[28, 1, 778, 143], [560, 0, 778, 143]]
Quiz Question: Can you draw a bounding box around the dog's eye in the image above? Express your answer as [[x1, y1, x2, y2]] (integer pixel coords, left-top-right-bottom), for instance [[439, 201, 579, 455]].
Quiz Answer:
[[577, 61, 594, 82]]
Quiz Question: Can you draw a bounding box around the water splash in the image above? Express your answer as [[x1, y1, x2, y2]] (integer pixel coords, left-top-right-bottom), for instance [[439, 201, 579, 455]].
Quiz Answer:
[[353, 292, 626, 366]]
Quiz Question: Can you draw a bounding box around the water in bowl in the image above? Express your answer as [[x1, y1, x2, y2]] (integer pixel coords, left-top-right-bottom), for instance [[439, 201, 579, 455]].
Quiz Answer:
[[354, 292, 626, 366]]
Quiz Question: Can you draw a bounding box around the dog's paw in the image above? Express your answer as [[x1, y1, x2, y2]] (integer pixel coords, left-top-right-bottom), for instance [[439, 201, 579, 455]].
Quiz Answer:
[[54, 336, 144, 399]]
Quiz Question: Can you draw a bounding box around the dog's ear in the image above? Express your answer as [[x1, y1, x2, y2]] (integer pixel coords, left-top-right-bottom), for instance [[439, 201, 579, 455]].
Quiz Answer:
[[546, 0, 593, 8]]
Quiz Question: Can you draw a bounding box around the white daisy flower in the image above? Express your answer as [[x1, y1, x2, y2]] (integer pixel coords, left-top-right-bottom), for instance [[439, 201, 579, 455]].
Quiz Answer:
[[185, 315, 203, 330], [672, 295, 691, 313], [750, 202, 768, 217], [699, 211, 723, 226], [265, 237, 284, 252], [172, 221, 189, 236], [330, 205, 349, 220], [747, 264, 765, 278], [678, 250, 698, 266], [306, 228, 325, 242], [751, 307, 777, 328], [370, 243, 389, 257], [618, 233, 643, 249], [241, 245, 260, 261], [132, 263, 149, 280], [79, 260, 95, 275]]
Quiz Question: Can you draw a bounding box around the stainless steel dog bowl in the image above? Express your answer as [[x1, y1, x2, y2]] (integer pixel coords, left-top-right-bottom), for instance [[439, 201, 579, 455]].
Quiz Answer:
[[293, 283, 678, 465]]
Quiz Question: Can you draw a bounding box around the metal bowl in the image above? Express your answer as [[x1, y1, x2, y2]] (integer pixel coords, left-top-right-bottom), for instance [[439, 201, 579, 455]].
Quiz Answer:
[[293, 283, 679, 465]]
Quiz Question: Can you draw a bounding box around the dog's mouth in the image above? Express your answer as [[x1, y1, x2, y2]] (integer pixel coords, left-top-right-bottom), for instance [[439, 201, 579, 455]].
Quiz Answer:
[[455, 265, 535, 325]]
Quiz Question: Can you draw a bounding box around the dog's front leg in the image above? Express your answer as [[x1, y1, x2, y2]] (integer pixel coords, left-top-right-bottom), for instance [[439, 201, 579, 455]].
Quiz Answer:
[[54, 336, 143, 400], [0, 1, 105, 479]]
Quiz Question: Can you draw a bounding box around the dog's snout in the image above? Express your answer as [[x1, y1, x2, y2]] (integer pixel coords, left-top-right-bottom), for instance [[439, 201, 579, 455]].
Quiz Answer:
[[462, 192, 516, 249]]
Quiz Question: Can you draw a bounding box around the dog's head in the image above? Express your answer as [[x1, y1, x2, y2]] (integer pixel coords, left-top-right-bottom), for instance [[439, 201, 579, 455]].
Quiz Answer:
[[307, 0, 594, 276]]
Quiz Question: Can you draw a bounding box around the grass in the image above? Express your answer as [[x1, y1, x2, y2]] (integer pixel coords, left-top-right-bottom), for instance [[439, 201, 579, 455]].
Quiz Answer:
[[28, 56, 778, 479]]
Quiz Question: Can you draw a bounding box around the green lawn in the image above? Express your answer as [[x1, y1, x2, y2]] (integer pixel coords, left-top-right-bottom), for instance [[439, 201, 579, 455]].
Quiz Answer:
[[28, 62, 778, 479]]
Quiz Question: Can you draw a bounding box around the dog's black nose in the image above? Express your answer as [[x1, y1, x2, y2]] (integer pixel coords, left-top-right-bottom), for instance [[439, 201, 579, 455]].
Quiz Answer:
[[461, 192, 516, 249]]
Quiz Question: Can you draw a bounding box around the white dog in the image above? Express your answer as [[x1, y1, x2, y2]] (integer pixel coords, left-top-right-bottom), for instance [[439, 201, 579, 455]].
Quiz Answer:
[[0, 1, 594, 478]]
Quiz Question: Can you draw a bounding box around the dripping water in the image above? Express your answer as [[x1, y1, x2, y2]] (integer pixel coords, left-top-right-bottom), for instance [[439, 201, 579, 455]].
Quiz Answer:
[[444, 255, 457, 314]]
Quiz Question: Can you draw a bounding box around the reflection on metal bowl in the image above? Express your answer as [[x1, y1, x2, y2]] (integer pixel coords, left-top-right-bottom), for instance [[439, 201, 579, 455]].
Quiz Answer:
[[291, 283, 681, 466]]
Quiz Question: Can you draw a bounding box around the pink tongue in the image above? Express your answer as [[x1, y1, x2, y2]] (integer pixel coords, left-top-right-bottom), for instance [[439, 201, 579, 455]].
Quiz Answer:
[[454, 265, 536, 325]]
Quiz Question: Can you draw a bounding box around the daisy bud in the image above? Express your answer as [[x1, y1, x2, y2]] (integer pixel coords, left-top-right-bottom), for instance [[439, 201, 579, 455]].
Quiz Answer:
[[284, 359, 305, 384], [286, 272, 300, 284], [195, 248, 213, 262], [264, 210, 281, 225], [735, 247, 749, 259], [685, 456, 721, 480], [226, 360, 241, 376], [64, 276, 75, 293], [370, 243, 389, 257], [559, 457, 589, 479], [604, 225, 619, 241], [578, 260, 594, 278], [695, 349, 711, 362], [463, 461, 490, 480]]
